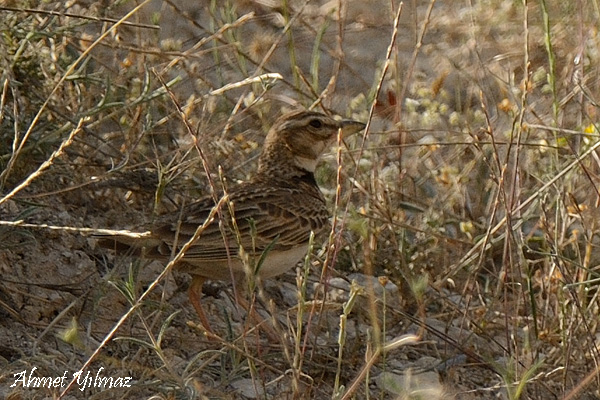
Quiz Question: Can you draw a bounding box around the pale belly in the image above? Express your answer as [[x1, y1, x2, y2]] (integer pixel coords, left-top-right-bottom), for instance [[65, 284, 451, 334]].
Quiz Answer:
[[177, 245, 310, 282]]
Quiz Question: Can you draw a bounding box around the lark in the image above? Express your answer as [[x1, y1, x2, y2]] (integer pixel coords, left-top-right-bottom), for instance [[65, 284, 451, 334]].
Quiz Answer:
[[98, 110, 365, 329]]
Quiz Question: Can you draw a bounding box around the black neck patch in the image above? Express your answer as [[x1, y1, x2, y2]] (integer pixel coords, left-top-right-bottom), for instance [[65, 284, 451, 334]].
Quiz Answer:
[[294, 169, 318, 186]]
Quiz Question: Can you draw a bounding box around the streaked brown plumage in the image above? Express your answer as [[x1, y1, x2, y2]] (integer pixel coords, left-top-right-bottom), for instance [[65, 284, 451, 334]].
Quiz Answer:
[[98, 109, 365, 330]]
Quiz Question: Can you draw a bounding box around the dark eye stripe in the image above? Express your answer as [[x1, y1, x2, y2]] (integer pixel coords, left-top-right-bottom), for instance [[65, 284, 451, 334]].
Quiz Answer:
[[279, 112, 338, 132]]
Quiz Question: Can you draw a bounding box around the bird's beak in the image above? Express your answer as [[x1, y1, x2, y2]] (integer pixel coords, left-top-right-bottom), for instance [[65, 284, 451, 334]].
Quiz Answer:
[[339, 119, 366, 135]]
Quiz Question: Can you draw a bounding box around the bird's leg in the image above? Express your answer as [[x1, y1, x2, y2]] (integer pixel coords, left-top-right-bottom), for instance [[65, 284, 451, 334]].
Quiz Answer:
[[189, 276, 214, 334], [233, 280, 281, 341]]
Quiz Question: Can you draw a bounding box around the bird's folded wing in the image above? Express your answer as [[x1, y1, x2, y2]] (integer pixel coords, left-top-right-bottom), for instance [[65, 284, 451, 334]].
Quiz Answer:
[[152, 186, 329, 262]]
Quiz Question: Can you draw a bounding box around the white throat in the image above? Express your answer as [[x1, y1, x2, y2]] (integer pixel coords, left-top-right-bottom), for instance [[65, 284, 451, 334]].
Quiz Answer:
[[294, 156, 317, 172]]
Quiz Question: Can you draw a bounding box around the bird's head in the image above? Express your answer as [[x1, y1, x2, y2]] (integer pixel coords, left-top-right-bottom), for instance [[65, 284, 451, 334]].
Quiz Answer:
[[258, 110, 365, 175]]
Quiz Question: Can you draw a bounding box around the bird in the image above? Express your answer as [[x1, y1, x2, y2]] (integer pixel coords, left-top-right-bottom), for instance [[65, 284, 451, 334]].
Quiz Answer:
[[98, 109, 365, 331]]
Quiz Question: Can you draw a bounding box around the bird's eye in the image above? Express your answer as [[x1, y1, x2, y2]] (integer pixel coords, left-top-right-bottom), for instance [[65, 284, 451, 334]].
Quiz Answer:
[[309, 119, 323, 128]]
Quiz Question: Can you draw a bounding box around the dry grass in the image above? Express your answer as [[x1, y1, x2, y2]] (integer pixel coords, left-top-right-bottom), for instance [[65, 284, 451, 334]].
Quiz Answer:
[[1, 0, 600, 399]]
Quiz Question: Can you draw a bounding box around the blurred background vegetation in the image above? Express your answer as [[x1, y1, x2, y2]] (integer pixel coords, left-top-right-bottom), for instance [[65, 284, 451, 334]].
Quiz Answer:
[[1, 1, 600, 399]]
